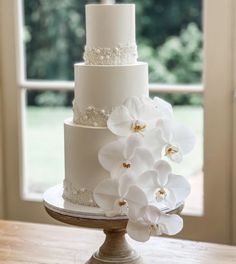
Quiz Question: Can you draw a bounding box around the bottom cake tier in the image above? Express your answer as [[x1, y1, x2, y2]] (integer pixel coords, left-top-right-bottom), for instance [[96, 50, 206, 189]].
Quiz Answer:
[[63, 118, 115, 206]]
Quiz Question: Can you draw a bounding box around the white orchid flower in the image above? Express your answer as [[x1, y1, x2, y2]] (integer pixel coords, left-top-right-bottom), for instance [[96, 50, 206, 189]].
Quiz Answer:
[[125, 186, 183, 242], [143, 129, 166, 160], [127, 205, 183, 242], [136, 160, 190, 209], [155, 118, 196, 163], [93, 174, 135, 217], [98, 134, 154, 179], [107, 96, 160, 137], [153, 96, 174, 120]]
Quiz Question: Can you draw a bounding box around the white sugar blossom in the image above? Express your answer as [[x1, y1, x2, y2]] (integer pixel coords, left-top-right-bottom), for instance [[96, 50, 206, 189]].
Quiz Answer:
[[153, 96, 174, 120], [126, 186, 183, 242], [136, 160, 190, 209], [98, 134, 154, 179], [107, 96, 159, 137], [147, 118, 196, 162], [94, 95, 195, 242], [93, 174, 135, 217]]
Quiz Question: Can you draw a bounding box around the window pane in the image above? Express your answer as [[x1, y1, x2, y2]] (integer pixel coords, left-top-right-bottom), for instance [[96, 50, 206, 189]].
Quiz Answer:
[[23, 0, 99, 80], [151, 92, 203, 215], [23, 0, 202, 84]]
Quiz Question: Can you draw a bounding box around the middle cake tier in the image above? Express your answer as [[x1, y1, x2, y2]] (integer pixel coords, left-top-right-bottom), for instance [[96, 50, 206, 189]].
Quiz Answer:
[[73, 62, 148, 126]]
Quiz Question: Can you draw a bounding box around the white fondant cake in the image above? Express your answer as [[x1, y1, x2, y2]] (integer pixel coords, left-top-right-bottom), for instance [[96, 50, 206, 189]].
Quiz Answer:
[[63, 4, 149, 206], [84, 4, 137, 65]]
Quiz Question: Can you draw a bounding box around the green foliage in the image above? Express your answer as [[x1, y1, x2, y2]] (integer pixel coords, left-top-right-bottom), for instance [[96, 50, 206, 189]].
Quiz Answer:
[[24, 0, 98, 80], [24, 0, 203, 106], [35, 91, 67, 107], [120, 0, 202, 46], [151, 23, 202, 84], [151, 93, 203, 106]]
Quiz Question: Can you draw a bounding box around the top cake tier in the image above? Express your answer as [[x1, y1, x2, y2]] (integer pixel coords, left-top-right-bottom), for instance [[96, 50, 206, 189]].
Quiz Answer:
[[83, 4, 137, 65]]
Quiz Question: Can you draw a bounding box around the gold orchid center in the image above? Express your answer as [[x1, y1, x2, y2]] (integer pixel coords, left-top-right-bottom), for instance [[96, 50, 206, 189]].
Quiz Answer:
[[132, 120, 146, 133], [123, 162, 131, 168], [165, 145, 179, 157], [155, 189, 167, 200], [149, 224, 158, 235], [118, 199, 127, 207]]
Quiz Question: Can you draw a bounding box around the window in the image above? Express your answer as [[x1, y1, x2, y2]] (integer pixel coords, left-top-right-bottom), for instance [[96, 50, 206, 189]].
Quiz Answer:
[[0, 0, 235, 244], [23, 0, 203, 216]]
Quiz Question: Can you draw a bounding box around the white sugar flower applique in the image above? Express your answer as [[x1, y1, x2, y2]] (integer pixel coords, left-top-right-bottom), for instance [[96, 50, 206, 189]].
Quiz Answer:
[[126, 186, 183, 242], [107, 96, 160, 137], [94, 95, 195, 242], [136, 160, 190, 209], [152, 96, 174, 120], [156, 118, 196, 163], [93, 174, 136, 217], [144, 118, 196, 162], [98, 134, 154, 179]]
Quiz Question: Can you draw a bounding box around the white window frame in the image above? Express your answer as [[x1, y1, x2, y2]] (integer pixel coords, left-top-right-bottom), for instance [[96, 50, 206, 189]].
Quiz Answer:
[[0, 82, 4, 219], [232, 0, 236, 244], [0, 0, 235, 243]]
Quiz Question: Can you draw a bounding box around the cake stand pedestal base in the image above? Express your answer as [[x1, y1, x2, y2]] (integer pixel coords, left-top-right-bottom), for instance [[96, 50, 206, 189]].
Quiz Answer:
[[87, 229, 142, 264], [43, 185, 183, 264], [45, 207, 143, 264]]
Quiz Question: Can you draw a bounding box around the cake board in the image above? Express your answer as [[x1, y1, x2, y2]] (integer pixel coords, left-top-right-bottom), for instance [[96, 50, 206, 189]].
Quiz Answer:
[[43, 185, 184, 264]]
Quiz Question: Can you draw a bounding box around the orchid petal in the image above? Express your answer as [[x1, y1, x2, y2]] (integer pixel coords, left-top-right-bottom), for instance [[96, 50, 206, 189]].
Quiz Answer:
[[131, 147, 154, 175], [164, 189, 177, 209], [127, 220, 150, 242], [140, 205, 161, 224], [169, 149, 183, 163], [119, 173, 136, 197], [123, 96, 143, 119], [166, 174, 191, 204], [153, 96, 173, 119], [125, 186, 148, 221], [154, 160, 172, 186], [172, 122, 196, 154], [136, 170, 157, 201], [107, 105, 133, 136], [143, 129, 165, 160], [156, 118, 173, 142], [98, 141, 123, 172], [123, 134, 143, 159], [93, 179, 119, 212], [136, 104, 159, 129], [136, 170, 157, 188], [158, 214, 183, 235]]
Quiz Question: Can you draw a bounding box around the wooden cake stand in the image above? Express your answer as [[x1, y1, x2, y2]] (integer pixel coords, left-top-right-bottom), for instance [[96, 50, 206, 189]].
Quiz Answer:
[[43, 185, 183, 264]]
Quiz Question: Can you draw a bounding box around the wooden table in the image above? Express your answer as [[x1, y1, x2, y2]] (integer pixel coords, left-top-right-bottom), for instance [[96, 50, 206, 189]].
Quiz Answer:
[[0, 220, 235, 264]]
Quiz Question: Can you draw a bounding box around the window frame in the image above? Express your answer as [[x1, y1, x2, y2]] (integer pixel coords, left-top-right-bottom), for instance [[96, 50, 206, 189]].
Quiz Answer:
[[0, 0, 235, 243], [0, 78, 4, 219], [232, 0, 236, 244]]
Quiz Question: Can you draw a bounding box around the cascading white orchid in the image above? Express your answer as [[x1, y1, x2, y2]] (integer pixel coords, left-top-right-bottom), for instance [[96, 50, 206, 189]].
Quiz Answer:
[[126, 186, 183, 242], [95, 95, 195, 242], [107, 96, 160, 137], [136, 160, 191, 209], [93, 174, 135, 217], [146, 96, 174, 120], [98, 134, 154, 179], [155, 118, 196, 163]]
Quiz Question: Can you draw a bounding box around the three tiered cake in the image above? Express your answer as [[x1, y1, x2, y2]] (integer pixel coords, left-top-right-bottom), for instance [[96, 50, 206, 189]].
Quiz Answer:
[[63, 4, 149, 206], [60, 2, 196, 243]]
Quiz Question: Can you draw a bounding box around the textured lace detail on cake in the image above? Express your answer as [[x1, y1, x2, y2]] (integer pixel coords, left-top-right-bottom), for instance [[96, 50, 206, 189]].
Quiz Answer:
[[63, 180, 98, 207], [83, 44, 138, 65], [73, 100, 110, 127]]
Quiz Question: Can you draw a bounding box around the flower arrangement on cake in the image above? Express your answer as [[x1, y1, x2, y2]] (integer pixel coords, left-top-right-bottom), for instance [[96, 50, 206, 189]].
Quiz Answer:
[[94, 95, 196, 242]]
